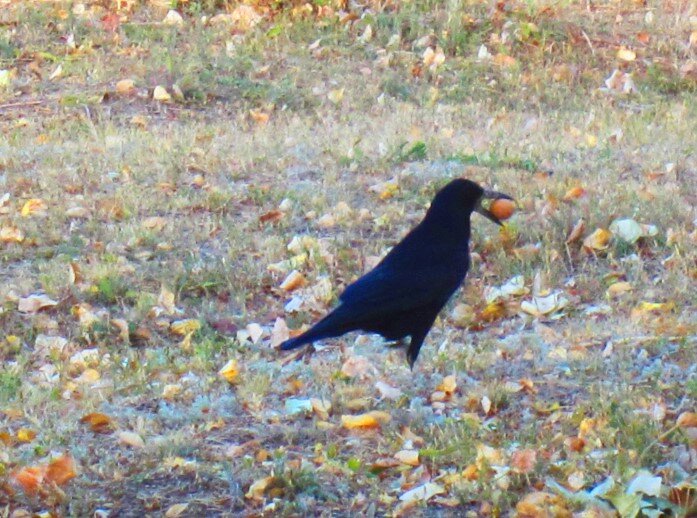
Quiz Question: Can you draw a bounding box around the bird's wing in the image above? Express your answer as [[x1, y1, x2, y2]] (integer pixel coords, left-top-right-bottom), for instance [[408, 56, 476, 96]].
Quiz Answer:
[[339, 257, 461, 316]]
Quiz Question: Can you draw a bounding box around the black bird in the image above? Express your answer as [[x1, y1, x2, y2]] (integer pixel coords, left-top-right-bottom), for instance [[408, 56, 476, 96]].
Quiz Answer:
[[279, 178, 513, 367]]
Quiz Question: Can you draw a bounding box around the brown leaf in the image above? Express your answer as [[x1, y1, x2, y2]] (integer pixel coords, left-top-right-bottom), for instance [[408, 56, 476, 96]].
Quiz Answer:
[[259, 209, 283, 224]]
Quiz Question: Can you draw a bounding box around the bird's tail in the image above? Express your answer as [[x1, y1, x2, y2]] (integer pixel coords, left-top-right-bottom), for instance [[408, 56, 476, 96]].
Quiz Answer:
[[279, 309, 352, 351]]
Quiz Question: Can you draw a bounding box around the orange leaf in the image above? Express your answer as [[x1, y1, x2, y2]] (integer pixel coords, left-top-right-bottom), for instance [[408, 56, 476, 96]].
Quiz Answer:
[[562, 186, 585, 201], [341, 411, 390, 430], [677, 412, 697, 428], [80, 412, 115, 434], [12, 467, 43, 494], [45, 454, 77, 486]]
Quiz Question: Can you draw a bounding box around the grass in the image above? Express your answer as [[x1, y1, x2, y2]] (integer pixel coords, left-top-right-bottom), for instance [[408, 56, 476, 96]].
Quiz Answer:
[[0, 0, 695, 515]]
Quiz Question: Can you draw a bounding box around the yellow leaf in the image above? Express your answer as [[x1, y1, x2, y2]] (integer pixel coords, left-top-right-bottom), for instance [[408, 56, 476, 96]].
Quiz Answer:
[[153, 85, 171, 102], [170, 319, 201, 336], [583, 228, 612, 252], [219, 359, 240, 384], [606, 281, 632, 297], [436, 375, 457, 395], [162, 384, 182, 400], [617, 47, 636, 61], [75, 368, 100, 384], [478, 301, 505, 322], [20, 198, 47, 217], [16, 428, 36, 443], [245, 476, 274, 500], [327, 88, 344, 104]]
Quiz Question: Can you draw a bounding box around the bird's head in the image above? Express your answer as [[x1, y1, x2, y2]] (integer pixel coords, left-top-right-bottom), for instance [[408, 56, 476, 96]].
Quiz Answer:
[[430, 178, 514, 226]]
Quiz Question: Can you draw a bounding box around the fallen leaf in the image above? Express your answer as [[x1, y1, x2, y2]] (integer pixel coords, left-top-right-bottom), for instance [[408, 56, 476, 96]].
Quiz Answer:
[[562, 186, 586, 201], [520, 292, 568, 317], [626, 470, 662, 496], [583, 228, 612, 252], [117, 431, 145, 449], [162, 9, 184, 26], [80, 413, 115, 433], [44, 454, 77, 486], [394, 449, 420, 466], [375, 381, 403, 400], [492, 53, 517, 68], [259, 209, 283, 224], [153, 85, 171, 101], [0, 225, 24, 243], [165, 503, 189, 518], [677, 412, 697, 428], [484, 275, 528, 303], [436, 375, 457, 396], [565, 218, 585, 244], [115, 79, 135, 94], [156, 285, 177, 315], [327, 88, 344, 104], [341, 356, 375, 378], [219, 359, 240, 384], [170, 319, 201, 336], [516, 491, 569, 517], [399, 482, 445, 503], [617, 47, 636, 61], [20, 198, 47, 217], [270, 317, 289, 348], [142, 216, 167, 231], [605, 280, 632, 298], [341, 411, 390, 430], [16, 429, 36, 443], [18, 294, 58, 314], [11, 467, 43, 494], [279, 270, 306, 292], [610, 218, 657, 244], [510, 448, 537, 474], [245, 476, 274, 501]]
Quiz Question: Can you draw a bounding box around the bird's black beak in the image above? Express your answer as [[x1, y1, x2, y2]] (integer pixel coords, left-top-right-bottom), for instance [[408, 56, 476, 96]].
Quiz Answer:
[[474, 189, 514, 226]]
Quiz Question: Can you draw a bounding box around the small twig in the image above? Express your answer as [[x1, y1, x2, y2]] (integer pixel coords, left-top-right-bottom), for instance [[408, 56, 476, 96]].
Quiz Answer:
[[0, 99, 43, 110], [581, 30, 595, 55]]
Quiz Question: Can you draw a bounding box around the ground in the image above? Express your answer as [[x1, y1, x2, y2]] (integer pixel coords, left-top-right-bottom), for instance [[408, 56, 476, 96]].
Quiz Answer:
[[0, 0, 695, 516]]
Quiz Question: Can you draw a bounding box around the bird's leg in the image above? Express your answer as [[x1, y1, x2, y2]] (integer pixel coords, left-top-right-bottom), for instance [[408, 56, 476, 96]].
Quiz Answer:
[[406, 331, 428, 371]]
